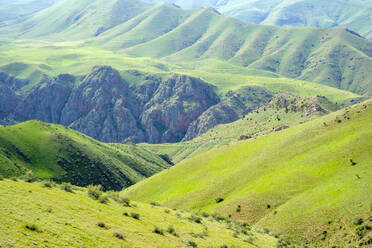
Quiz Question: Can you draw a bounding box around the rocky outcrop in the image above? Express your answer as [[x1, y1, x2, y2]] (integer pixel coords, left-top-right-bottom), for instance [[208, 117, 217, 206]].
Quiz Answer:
[[16, 75, 73, 124], [0, 66, 221, 143], [183, 86, 273, 141], [141, 75, 220, 143]]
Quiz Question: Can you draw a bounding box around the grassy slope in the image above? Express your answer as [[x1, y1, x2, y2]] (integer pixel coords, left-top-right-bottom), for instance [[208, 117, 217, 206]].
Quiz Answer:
[[124, 100, 372, 245], [0, 180, 277, 248], [0, 0, 371, 96], [139, 102, 323, 164], [145, 0, 372, 40], [0, 121, 169, 190]]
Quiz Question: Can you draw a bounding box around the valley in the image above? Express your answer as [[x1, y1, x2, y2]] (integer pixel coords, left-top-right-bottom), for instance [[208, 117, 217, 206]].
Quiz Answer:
[[0, 0, 371, 247]]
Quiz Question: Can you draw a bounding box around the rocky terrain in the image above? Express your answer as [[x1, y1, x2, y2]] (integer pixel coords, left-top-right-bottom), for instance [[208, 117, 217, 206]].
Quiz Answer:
[[0, 66, 347, 144], [0, 66, 223, 143]]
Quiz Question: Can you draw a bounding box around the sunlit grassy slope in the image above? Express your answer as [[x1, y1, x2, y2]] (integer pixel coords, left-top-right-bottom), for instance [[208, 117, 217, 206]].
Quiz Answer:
[[0, 179, 278, 248], [0, 121, 169, 190], [124, 100, 372, 246]]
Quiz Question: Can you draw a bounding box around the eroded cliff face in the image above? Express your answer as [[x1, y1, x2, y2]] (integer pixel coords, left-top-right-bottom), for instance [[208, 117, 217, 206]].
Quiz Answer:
[[183, 86, 273, 141], [0, 66, 221, 143]]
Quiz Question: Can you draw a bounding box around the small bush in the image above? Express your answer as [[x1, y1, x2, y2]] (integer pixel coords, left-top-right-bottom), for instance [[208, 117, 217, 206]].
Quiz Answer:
[[25, 224, 41, 232], [97, 222, 106, 229], [0, 174, 4, 181], [113, 232, 125, 240], [60, 183, 74, 193], [88, 185, 103, 200], [43, 181, 54, 188], [167, 226, 178, 236], [215, 197, 224, 203], [150, 202, 161, 207], [98, 195, 109, 204], [130, 212, 140, 220], [236, 205, 241, 213], [164, 209, 170, 214], [21, 171, 37, 183], [153, 226, 164, 235], [188, 215, 202, 224], [119, 197, 131, 207], [353, 217, 363, 225], [186, 240, 198, 247], [123, 212, 129, 217]]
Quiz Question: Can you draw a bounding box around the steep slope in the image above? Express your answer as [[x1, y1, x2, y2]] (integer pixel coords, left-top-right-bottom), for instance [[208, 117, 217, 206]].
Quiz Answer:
[[0, 121, 169, 190], [0, 66, 220, 143], [140, 93, 340, 163], [144, 0, 372, 40], [0, 0, 371, 95], [124, 100, 372, 246], [0, 180, 278, 248]]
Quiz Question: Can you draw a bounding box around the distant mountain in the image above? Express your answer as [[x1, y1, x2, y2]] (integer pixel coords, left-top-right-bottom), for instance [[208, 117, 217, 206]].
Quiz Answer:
[[1, 0, 370, 96], [0, 120, 170, 190], [144, 0, 372, 40], [0, 0, 60, 23], [124, 99, 372, 246]]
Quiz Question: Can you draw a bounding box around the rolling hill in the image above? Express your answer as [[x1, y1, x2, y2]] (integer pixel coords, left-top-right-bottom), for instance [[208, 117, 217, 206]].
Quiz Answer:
[[0, 179, 278, 248], [0, 120, 170, 190], [144, 0, 372, 40], [123, 100, 372, 246], [0, 0, 371, 96]]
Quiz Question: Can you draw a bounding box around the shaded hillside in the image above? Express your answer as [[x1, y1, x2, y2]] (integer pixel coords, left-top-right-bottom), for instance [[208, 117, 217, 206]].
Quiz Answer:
[[0, 121, 169, 190], [0, 180, 278, 248], [124, 100, 372, 246], [0, 0, 371, 95], [145, 0, 372, 40]]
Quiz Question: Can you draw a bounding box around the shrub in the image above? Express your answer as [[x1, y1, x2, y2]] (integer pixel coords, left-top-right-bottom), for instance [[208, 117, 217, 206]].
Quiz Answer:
[[130, 212, 140, 220], [150, 202, 161, 207], [119, 197, 131, 207], [188, 215, 202, 224], [186, 240, 198, 247], [236, 205, 241, 213], [21, 171, 37, 183], [153, 226, 164, 235], [167, 226, 178, 236], [88, 185, 103, 200], [97, 222, 106, 229], [215, 198, 224, 203], [123, 212, 129, 217], [25, 224, 41, 232], [43, 181, 54, 188], [113, 232, 125, 240], [98, 195, 109, 204], [60, 182, 74, 193], [352, 217, 363, 225], [0, 174, 4, 181], [164, 209, 170, 214]]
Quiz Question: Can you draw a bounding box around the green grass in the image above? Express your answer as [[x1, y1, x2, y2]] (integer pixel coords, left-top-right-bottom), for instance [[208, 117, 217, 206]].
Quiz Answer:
[[0, 179, 278, 247], [147, 0, 372, 40], [0, 0, 371, 96], [124, 100, 372, 246], [0, 120, 169, 190]]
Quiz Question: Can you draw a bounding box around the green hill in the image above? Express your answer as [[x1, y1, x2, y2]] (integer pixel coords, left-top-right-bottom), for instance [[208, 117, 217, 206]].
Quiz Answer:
[[140, 93, 342, 163], [124, 100, 372, 246], [0, 121, 169, 190], [145, 0, 372, 40], [0, 179, 278, 248], [0, 0, 371, 96]]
